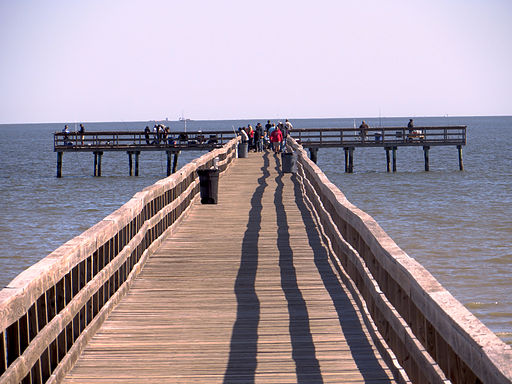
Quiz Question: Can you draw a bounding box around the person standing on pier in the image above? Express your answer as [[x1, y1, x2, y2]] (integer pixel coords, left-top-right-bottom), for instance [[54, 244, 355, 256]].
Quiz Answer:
[[246, 124, 254, 151], [270, 125, 283, 153], [408, 119, 414, 133], [79, 124, 85, 145], [255, 122, 264, 152], [62, 125, 70, 145], [144, 126, 151, 145], [265, 120, 272, 133], [279, 121, 288, 152], [285, 119, 293, 133], [268, 123, 276, 151], [359, 120, 369, 142], [238, 127, 249, 143]]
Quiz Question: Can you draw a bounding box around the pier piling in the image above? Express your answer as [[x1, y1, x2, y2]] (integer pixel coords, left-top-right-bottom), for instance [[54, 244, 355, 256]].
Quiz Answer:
[[457, 145, 464, 171], [392, 147, 397, 172], [343, 147, 355, 173], [128, 151, 133, 176], [172, 151, 180, 174], [309, 148, 318, 164], [93, 151, 103, 177], [166, 151, 172, 176], [423, 146, 430, 171], [385, 147, 391, 172], [57, 152, 63, 178]]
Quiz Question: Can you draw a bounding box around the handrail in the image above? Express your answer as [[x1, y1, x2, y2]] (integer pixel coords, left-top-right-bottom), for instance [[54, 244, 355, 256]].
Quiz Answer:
[[0, 138, 240, 384], [53, 126, 467, 151], [54, 130, 237, 150], [290, 126, 466, 147], [288, 136, 511, 383]]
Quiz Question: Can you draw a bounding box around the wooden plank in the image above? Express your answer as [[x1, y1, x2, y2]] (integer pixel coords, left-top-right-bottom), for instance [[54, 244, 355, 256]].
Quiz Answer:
[[61, 152, 396, 383]]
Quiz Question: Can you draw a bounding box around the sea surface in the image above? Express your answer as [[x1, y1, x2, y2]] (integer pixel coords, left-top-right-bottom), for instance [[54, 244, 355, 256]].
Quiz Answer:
[[0, 116, 510, 345]]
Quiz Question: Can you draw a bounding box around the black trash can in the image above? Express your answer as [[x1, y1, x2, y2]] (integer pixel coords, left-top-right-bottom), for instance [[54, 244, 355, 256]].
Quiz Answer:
[[197, 169, 219, 204], [281, 151, 297, 174], [238, 141, 248, 158]]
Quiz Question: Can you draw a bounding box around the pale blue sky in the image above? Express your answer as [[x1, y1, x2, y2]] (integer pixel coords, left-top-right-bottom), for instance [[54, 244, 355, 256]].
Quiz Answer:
[[0, 0, 510, 123]]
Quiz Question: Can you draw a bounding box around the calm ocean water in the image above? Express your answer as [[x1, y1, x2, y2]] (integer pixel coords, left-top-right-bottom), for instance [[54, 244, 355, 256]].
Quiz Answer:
[[0, 116, 510, 344]]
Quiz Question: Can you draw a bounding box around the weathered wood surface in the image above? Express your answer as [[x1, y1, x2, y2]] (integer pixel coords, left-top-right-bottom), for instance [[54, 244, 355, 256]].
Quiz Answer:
[[289, 137, 512, 383], [62, 152, 397, 383]]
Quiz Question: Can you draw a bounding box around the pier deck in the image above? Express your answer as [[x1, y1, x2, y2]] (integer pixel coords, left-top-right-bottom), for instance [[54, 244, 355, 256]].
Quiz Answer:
[[61, 152, 395, 383]]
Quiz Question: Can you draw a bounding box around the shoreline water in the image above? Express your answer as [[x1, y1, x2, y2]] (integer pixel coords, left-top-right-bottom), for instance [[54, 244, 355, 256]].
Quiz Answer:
[[1, 116, 511, 344]]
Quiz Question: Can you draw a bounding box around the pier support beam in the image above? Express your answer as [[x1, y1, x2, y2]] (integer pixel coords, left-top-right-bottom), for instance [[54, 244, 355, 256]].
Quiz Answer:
[[57, 152, 63, 178], [127, 151, 140, 176], [166, 151, 173, 176], [128, 152, 133, 176], [172, 151, 180, 174], [385, 147, 391, 172], [457, 145, 464, 171], [93, 151, 103, 177], [392, 147, 397, 172], [423, 146, 430, 172], [309, 148, 318, 164], [344, 147, 354, 173], [134, 151, 139, 176]]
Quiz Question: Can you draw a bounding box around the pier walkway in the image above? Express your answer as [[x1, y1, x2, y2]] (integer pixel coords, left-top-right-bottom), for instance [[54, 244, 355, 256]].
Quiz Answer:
[[2, 136, 511, 384], [61, 152, 395, 383]]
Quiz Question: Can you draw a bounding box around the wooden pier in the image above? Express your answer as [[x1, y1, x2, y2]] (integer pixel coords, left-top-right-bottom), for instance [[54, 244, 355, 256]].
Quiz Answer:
[[53, 126, 466, 177], [3, 135, 510, 384]]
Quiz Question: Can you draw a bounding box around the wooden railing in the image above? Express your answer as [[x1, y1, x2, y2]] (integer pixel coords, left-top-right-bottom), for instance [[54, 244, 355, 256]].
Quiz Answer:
[[53, 126, 467, 152], [0, 138, 239, 384], [54, 130, 237, 151], [291, 126, 466, 147], [289, 136, 511, 383]]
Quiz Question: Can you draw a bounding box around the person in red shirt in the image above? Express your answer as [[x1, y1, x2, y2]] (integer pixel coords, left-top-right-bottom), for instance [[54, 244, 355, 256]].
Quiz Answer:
[[270, 126, 283, 153]]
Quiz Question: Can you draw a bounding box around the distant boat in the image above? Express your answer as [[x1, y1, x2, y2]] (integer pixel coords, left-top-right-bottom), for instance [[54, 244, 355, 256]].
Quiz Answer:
[[179, 116, 192, 122]]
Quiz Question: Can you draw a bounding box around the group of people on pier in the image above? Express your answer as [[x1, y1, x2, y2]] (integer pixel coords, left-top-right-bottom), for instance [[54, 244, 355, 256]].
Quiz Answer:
[[358, 118, 423, 142], [62, 123, 85, 145], [144, 124, 171, 145], [238, 119, 293, 153]]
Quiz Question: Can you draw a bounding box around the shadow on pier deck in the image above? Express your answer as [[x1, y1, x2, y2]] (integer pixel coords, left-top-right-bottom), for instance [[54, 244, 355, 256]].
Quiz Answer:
[[61, 152, 395, 383]]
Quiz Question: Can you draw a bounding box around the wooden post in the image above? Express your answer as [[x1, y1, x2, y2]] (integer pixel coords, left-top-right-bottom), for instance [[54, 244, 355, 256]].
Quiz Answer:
[[348, 147, 354, 173], [309, 148, 318, 164], [93, 152, 103, 177], [172, 151, 180, 173], [135, 151, 140, 176], [385, 147, 391, 173], [93, 152, 98, 176], [98, 152, 103, 177], [457, 145, 464, 171], [423, 146, 430, 171], [128, 152, 133, 176], [344, 148, 349, 173], [57, 152, 63, 178], [392, 147, 397, 172], [166, 151, 172, 176]]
